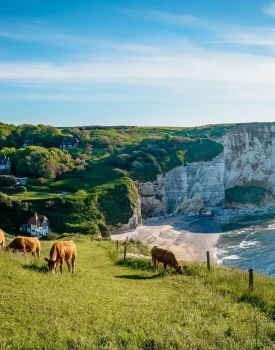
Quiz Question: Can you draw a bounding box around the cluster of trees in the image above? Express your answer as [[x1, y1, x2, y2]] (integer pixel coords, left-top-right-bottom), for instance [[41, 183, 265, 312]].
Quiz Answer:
[[0, 146, 87, 180], [0, 123, 125, 150], [0, 192, 30, 232], [108, 136, 223, 182]]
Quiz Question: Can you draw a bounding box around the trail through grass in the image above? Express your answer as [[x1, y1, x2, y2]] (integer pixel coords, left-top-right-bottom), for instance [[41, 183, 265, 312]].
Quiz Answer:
[[1, 237, 275, 349]]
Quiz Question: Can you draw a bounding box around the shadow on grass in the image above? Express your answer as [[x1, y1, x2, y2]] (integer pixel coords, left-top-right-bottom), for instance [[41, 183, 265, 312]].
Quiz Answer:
[[23, 264, 48, 273], [116, 259, 153, 271], [115, 274, 161, 280]]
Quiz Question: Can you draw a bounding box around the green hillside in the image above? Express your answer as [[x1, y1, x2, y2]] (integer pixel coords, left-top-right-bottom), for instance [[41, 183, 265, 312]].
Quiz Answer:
[[1, 236, 275, 349], [0, 123, 230, 235]]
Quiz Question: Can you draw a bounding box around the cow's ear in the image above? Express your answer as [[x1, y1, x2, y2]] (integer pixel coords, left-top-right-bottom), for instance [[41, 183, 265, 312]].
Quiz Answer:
[[44, 258, 49, 262]]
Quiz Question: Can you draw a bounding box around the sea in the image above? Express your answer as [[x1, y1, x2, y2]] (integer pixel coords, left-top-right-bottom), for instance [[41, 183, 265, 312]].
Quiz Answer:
[[216, 221, 275, 277]]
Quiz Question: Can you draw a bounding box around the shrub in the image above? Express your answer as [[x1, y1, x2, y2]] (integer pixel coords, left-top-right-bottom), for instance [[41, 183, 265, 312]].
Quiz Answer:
[[41, 232, 60, 240], [0, 175, 17, 187]]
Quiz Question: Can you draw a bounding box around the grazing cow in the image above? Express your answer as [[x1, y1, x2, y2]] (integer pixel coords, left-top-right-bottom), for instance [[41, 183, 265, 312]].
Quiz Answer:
[[0, 229, 5, 248], [45, 241, 76, 274], [6, 236, 40, 257], [151, 246, 182, 274]]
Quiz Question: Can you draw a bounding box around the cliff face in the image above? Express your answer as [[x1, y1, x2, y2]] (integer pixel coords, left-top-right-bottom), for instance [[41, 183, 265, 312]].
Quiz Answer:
[[139, 124, 275, 218], [223, 124, 275, 193]]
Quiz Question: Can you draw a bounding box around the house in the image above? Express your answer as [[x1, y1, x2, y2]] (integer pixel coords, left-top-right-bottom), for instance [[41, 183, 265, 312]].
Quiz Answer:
[[23, 140, 33, 147], [16, 177, 29, 185], [60, 137, 79, 149], [21, 212, 50, 237], [0, 156, 11, 173]]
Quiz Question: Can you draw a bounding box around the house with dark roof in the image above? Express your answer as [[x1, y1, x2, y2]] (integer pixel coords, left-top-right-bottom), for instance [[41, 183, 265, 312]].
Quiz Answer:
[[60, 137, 79, 149], [21, 212, 50, 237], [0, 156, 11, 173], [23, 140, 34, 147]]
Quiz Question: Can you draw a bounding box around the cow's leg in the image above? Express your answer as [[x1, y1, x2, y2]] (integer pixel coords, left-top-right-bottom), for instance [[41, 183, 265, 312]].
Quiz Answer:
[[22, 246, 26, 255], [72, 255, 76, 274], [152, 257, 156, 271], [59, 260, 64, 274], [156, 260, 159, 272], [163, 263, 167, 271], [65, 259, 71, 273], [36, 248, 40, 258]]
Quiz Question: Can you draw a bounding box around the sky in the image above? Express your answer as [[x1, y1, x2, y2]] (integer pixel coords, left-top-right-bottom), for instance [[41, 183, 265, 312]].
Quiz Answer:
[[2, 0, 275, 127]]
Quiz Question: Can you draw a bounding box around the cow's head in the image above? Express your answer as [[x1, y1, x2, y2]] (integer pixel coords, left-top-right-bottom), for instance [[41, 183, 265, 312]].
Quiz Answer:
[[44, 258, 60, 274], [175, 264, 183, 274]]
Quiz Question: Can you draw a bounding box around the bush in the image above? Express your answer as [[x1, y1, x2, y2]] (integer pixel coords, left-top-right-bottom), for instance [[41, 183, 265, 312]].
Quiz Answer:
[[0, 175, 17, 187], [40, 232, 60, 240]]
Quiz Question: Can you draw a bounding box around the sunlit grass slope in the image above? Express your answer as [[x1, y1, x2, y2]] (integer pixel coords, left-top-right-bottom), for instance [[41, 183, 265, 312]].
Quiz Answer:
[[1, 237, 275, 349]]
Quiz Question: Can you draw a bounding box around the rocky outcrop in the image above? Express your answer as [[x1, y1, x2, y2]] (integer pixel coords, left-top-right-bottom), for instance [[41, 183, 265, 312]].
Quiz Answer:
[[223, 124, 275, 193], [139, 152, 225, 217], [139, 124, 275, 218], [173, 193, 205, 215], [111, 198, 142, 231], [138, 177, 165, 217]]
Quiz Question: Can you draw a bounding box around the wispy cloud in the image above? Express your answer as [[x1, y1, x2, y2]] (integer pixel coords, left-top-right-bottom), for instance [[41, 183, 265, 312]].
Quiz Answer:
[[146, 10, 206, 27], [0, 26, 97, 47], [1, 46, 275, 86], [263, 2, 275, 17], [219, 27, 275, 47], [3, 12, 275, 104]]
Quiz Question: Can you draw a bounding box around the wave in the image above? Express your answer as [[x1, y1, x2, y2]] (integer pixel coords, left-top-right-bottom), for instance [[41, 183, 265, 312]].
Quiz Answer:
[[239, 240, 260, 248], [222, 255, 240, 260]]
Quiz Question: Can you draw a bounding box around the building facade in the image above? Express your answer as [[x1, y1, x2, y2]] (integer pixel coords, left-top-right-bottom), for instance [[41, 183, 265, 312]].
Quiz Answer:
[[21, 213, 50, 237], [0, 156, 11, 173], [60, 137, 79, 149]]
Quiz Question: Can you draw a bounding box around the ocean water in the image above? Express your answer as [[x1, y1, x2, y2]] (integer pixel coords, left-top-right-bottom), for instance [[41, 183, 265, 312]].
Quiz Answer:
[[216, 223, 275, 277]]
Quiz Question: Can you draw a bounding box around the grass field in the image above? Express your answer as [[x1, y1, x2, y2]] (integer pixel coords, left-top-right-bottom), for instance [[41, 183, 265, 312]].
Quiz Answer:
[[1, 237, 275, 349]]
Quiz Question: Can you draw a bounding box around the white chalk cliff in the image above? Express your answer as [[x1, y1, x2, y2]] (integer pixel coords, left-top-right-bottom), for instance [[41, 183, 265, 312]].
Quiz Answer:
[[139, 124, 275, 217]]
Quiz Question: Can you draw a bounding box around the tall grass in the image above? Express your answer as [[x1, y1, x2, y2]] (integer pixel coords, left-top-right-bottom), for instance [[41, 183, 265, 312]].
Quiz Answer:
[[1, 237, 275, 349]]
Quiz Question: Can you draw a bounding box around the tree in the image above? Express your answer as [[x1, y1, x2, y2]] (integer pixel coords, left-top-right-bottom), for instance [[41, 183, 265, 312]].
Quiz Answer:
[[85, 144, 93, 156]]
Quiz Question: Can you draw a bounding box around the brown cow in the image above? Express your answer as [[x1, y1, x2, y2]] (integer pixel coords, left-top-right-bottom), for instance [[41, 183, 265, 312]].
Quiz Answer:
[[6, 236, 40, 257], [0, 229, 5, 248], [45, 241, 76, 274], [151, 246, 182, 274]]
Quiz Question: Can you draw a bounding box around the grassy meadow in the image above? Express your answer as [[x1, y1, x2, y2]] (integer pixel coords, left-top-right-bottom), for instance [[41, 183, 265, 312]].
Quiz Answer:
[[1, 236, 275, 349]]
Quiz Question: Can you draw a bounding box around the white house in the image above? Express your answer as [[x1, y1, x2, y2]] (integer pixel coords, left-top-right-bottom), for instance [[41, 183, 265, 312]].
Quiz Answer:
[[26, 213, 50, 237], [0, 156, 11, 173], [16, 177, 29, 185]]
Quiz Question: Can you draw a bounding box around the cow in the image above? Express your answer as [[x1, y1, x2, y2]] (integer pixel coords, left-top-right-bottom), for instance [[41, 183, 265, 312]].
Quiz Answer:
[[151, 246, 182, 274], [45, 241, 76, 274], [0, 229, 5, 248], [6, 236, 40, 257]]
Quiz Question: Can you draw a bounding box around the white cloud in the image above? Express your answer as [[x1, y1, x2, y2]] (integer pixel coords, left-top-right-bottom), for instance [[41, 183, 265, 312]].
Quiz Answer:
[[263, 2, 275, 17]]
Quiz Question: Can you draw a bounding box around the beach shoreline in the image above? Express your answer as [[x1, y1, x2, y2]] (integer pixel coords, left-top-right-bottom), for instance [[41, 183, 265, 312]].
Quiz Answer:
[[111, 215, 220, 263]]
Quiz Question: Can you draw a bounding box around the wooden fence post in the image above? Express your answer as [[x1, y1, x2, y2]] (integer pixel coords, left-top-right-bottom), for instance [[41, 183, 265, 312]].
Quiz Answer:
[[249, 268, 254, 291], [207, 251, 210, 271], [124, 243, 127, 262], [116, 240, 118, 252]]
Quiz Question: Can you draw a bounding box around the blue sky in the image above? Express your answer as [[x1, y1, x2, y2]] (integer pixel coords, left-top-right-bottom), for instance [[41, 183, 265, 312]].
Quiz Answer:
[[2, 0, 275, 126]]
